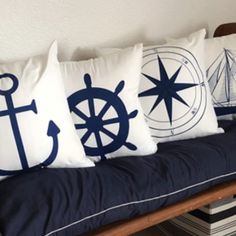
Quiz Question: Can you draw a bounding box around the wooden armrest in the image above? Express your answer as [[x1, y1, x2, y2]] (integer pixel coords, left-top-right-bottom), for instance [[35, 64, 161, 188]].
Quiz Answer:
[[214, 23, 236, 37]]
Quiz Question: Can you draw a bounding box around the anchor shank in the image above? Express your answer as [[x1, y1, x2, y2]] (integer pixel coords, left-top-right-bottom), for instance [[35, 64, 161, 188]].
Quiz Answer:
[[5, 94, 29, 169]]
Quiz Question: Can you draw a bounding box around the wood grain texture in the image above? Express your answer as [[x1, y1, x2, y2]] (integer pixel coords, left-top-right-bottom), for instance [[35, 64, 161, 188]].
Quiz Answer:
[[214, 23, 236, 37], [86, 180, 236, 236]]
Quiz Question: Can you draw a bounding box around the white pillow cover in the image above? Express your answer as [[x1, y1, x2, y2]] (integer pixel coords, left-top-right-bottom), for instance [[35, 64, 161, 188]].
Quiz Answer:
[[97, 30, 223, 143], [0, 42, 94, 180], [60, 44, 157, 162], [205, 34, 236, 119]]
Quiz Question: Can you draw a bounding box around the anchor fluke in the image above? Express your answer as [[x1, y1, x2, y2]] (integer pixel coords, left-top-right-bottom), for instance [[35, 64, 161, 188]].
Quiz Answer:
[[47, 120, 60, 137], [0, 120, 61, 176], [41, 120, 60, 167]]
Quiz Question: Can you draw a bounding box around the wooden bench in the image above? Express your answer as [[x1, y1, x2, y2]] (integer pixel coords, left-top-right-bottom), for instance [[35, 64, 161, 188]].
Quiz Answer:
[[86, 23, 236, 236]]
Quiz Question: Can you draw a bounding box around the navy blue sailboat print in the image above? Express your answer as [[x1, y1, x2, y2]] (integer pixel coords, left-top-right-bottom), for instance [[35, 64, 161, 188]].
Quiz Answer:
[[207, 48, 236, 116]]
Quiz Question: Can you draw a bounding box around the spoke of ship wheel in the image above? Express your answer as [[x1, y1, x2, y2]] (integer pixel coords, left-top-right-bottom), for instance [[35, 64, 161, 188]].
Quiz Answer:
[[101, 127, 116, 140], [94, 131, 103, 149], [81, 130, 92, 144], [102, 117, 120, 125], [94, 131, 106, 160], [98, 102, 112, 119], [72, 107, 89, 121], [88, 97, 96, 117], [74, 123, 87, 130]]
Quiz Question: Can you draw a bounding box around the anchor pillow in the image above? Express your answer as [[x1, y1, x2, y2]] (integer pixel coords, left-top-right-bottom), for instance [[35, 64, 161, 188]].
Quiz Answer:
[[60, 44, 157, 162], [205, 34, 236, 119], [97, 30, 223, 143], [0, 42, 94, 180]]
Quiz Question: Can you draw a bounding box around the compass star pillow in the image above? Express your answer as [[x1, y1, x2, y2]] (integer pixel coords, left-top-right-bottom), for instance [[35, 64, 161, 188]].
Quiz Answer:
[[0, 42, 94, 180], [97, 30, 223, 143], [60, 44, 157, 162], [205, 34, 236, 119], [140, 29, 223, 142]]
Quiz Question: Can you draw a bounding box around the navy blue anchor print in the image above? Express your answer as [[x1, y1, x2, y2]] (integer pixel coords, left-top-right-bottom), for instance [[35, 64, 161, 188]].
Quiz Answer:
[[0, 73, 60, 176], [68, 73, 137, 160], [139, 56, 199, 125]]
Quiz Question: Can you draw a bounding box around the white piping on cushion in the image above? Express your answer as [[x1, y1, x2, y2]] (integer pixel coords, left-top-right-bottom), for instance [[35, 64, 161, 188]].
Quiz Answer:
[[45, 171, 236, 236]]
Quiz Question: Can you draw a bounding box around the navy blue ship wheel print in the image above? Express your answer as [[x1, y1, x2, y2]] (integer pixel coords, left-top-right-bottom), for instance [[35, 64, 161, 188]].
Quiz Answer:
[[68, 74, 138, 160], [139, 46, 207, 138]]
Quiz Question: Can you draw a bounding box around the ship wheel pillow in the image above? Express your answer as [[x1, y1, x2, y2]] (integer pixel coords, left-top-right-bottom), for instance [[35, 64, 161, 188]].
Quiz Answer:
[[60, 44, 157, 162], [205, 34, 236, 119], [97, 30, 223, 143], [0, 42, 94, 180]]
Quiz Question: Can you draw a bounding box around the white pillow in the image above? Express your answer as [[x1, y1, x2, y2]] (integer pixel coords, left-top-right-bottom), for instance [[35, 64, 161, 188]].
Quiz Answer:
[[60, 44, 157, 162], [97, 30, 223, 143], [0, 42, 94, 180], [205, 34, 236, 119]]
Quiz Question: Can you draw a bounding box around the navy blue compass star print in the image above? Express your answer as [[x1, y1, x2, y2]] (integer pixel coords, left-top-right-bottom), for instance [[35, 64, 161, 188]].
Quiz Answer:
[[139, 56, 199, 125]]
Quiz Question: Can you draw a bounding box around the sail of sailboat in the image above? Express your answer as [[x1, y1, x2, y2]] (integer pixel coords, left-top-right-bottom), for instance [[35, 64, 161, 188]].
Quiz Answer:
[[207, 48, 236, 116]]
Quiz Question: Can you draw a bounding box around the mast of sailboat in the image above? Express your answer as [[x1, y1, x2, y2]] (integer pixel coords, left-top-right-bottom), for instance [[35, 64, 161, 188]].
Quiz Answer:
[[224, 49, 231, 103]]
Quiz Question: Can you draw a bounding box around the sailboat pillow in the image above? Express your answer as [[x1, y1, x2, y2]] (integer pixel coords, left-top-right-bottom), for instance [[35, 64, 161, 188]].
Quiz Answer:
[[205, 34, 236, 119], [0, 42, 94, 180], [60, 44, 157, 162], [97, 30, 223, 143]]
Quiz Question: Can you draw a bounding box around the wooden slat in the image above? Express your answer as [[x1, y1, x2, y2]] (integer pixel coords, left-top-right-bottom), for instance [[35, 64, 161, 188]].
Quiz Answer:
[[86, 179, 236, 236]]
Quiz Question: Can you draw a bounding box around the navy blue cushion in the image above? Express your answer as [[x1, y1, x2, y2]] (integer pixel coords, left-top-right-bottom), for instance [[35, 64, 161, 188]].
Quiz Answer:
[[0, 120, 236, 236]]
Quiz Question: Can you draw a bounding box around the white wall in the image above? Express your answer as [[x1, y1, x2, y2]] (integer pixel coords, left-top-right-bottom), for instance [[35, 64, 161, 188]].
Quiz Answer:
[[0, 0, 235, 62]]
